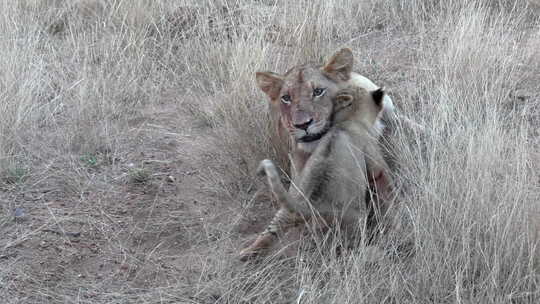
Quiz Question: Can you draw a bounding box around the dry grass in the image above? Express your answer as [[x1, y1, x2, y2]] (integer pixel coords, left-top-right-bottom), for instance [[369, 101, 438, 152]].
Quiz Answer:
[[0, 0, 539, 303]]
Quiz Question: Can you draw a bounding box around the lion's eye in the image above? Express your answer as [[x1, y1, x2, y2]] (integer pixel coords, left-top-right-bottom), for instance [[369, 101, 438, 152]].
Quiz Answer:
[[281, 94, 291, 104], [313, 88, 326, 97]]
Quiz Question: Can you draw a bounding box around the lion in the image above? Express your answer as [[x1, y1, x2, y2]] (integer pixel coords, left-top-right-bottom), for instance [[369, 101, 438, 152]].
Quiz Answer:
[[239, 85, 393, 260], [255, 48, 396, 175]]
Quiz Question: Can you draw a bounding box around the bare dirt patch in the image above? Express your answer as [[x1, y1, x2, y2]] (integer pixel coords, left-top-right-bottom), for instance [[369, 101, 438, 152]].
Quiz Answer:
[[1, 1, 540, 303]]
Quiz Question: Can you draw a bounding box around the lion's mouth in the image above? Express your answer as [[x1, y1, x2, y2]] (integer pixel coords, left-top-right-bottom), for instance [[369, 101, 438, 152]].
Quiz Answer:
[[298, 132, 324, 143], [297, 123, 331, 143]]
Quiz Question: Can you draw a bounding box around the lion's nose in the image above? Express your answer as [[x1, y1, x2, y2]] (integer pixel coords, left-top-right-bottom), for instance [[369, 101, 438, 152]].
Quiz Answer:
[[294, 118, 313, 131]]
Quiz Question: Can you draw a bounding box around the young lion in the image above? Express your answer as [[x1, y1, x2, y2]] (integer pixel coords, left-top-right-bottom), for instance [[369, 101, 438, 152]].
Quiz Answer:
[[239, 85, 392, 260], [255, 48, 395, 175]]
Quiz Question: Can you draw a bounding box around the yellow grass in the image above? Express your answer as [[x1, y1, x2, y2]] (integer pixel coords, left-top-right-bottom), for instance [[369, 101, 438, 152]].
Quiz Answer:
[[0, 0, 539, 303]]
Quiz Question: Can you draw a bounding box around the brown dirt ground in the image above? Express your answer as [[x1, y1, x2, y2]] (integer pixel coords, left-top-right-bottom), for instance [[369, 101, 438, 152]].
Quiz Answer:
[[1, 22, 539, 302], [0, 95, 309, 302]]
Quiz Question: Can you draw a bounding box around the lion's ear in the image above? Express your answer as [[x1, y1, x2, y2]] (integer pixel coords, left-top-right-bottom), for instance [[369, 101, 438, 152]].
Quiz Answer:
[[370, 88, 385, 107], [334, 93, 354, 111], [256, 72, 284, 100], [323, 48, 353, 81], [335, 94, 353, 103]]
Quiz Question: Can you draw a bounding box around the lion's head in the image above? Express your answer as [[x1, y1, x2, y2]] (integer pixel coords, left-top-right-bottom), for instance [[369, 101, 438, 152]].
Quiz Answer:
[[332, 85, 385, 129], [256, 48, 354, 144]]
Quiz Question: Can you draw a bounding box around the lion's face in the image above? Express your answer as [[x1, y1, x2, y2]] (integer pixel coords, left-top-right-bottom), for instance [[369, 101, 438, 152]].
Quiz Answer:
[[275, 65, 342, 142], [256, 48, 354, 143]]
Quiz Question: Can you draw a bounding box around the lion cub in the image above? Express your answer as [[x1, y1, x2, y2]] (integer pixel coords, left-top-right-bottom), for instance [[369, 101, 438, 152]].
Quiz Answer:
[[239, 85, 390, 260]]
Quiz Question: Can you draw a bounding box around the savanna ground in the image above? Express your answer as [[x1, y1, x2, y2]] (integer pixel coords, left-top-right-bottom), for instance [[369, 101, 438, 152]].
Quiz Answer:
[[1, 0, 540, 303]]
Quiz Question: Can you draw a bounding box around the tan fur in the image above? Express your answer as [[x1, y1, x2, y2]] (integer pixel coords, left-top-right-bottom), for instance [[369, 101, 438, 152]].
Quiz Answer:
[[239, 86, 392, 260], [239, 48, 400, 261], [256, 48, 395, 173]]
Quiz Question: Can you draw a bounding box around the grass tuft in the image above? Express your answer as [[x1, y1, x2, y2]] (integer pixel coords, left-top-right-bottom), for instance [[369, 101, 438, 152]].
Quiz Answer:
[[0, 0, 539, 303]]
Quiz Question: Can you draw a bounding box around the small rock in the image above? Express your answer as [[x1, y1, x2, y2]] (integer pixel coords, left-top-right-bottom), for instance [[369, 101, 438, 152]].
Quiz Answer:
[[14, 208, 25, 222], [166, 175, 175, 183], [66, 232, 81, 238]]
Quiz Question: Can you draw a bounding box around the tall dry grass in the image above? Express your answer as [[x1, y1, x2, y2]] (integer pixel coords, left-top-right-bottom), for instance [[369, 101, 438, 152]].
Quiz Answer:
[[0, 0, 539, 303], [187, 0, 540, 302]]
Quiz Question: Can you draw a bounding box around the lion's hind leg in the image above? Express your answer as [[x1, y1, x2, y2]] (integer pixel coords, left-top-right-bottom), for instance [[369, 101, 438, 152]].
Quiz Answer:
[[257, 159, 299, 213], [238, 160, 302, 261], [239, 207, 301, 261]]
